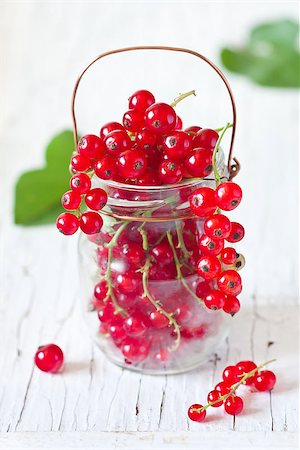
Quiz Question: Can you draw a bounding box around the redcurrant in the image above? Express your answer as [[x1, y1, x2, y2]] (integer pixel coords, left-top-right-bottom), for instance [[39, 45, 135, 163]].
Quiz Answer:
[[222, 365, 239, 385], [70, 173, 91, 194], [216, 182, 242, 211], [162, 131, 192, 160], [150, 240, 174, 265], [136, 128, 157, 149], [104, 130, 132, 155], [79, 212, 103, 235], [120, 242, 145, 269], [185, 125, 202, 134], [254, 370, 276, 391], [78, 134, 105, 160], [184, 148, 213, 177], [100, 122, 125, 140], [236, 360, 257, 385], [189, 187, 217, 217], [122, 337, 149, 363], [123, 109, 145, 132], [94, 155, 117, 180], [56, 212, 79, 235], [34, 344, 64, 373], [207, 390, 223, 407], [226, 222, 245, 243], [144, 102, 176, 134], [187, 404, 206, 422], [204, 290, 225, 310], [223, 295, 240, 316], [197, 255, 221, 280], [224, 395, 244, 415], [124, 315, 146, 337], [158, 160, 183, 184], [199, 234, 224, 256], [204, 214, 231, 240], [217, 270, 242, 296], [193, 128, 218, 151], [115, 271, 142, 294], [71, 153, 90, 172], [128, 90, 155, 111], [220, 247, 237, 265], [61, 190, 81, 210], [149, 311, 169, 329], [85, 188, 108, 211], [174, 115, 183, 130], [117, 149, 147, 178]]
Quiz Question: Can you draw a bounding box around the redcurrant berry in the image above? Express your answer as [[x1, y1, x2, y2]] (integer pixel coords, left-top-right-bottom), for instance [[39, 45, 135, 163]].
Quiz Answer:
[[224, 395, 244, 415], [34, 344, 64, 373], [144, 102, 176, 134], [123, 109, 145, 132], [184, 148, 213, 177], [136, 128, 157, 149], [222, 365, 239, 385], [70, 173, 91, 194], [197, 255, 221, 280], [196, 280, 213, 298], [124, 315, 146, 337], [109, 318, 126, 344], [120, 242, 145, 269], [85, 188, 108, 211], [207, 390, 223, 407], [162, 131, 192, 160], [158, 160, 183, 184], [236, 360, 257, 385], [150, 240, 173, 265], [104, 130, 132, 155], [217, 270, 242, 296], [187, 404, 206, 422], [254, 370, 276, 391], [94, 280, 108, 303], [216, 182, 242, 211], [185, 125, 202, 134], [199, 234, 224, 256], [204, 290, 225, 310], [128, 90, 155, 111], [220, 247, 237, 265], [117, 149, 147, 178], [215, 381, 231, 395], [122, 337, 149, 363], [193, 128, 218, 151], [115, 271, 142, 294], [174, 304, 193, 324], [98, 302, 115, 323], [56, 212, 79, 235], [226, 222, 245, 243], [149, 311, 169, 329], [79, 212, 103, 235], [78, 134, 105, 160], [189, 187, 217, 217], [204, 214, 231, 240], [174, 115, 183, 130], [71, 153, 90, 172], [94, 155, 117, 180], [61, 190, 81, 210], [223, 295, 240, 316], [137, 169, 160, 186], [100, 122, 125, 140]]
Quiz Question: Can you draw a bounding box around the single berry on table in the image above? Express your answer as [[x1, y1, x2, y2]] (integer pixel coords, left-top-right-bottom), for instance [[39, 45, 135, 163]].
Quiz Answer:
[[224, 395, 244, 415], [34, 344, 64, 373]]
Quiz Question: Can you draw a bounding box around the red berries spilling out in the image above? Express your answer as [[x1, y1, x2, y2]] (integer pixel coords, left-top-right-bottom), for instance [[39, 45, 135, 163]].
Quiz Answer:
[[34, 344, 64, 373], [188, 360, 276, 422]]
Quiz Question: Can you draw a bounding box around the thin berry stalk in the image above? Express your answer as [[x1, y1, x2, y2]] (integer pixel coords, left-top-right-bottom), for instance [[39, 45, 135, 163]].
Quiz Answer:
[[170, 90, 196, 108]]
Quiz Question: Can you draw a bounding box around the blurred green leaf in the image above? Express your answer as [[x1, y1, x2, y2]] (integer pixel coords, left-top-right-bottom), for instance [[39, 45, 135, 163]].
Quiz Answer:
[[14, 130, 75, 225], [221, 19, 300, 87]]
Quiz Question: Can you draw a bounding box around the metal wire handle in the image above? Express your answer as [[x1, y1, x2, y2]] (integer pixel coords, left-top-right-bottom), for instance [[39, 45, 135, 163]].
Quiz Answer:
[[71, 46, 240, 179]]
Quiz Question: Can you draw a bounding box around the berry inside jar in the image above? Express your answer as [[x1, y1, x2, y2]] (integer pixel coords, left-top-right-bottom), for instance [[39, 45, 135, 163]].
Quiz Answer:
[[57, 89, 245, 374]]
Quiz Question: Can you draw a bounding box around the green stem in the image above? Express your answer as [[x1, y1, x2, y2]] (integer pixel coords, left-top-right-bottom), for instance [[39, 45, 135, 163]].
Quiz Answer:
[[170, 90, 196, 108], [214, 123, 233, 133], [105, 221, 129, 316], [212, 122, 232, 186], [175, 221, 192, 260], [167, 231, 203, 304], [139, 228, 181, 352], [192, 359, 276, 413]]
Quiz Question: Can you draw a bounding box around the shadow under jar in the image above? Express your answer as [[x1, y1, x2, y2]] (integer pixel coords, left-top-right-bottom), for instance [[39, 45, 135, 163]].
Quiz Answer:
[[79, 150, 230, 375]]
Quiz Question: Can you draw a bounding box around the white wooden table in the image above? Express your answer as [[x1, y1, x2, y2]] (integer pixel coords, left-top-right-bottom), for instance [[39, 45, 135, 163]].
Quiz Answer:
[[1, 2, 299, 449]]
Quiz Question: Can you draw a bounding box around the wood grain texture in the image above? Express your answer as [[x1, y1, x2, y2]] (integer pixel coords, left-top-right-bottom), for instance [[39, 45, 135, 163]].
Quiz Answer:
[[0, 1, 299, 448]]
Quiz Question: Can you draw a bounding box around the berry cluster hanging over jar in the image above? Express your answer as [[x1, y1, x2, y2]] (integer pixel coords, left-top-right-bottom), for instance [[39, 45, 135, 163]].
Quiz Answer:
[[56, 47, 245, 374]]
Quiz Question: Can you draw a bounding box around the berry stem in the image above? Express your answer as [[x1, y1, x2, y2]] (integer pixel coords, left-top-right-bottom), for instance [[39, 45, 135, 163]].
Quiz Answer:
[[170, 90, 196, 108], [166, 230, 203, 304], [214, 123, 233, 133], [105, 221, 129, 316], [138, 227, 181, 351], [175, 221, 192, 260], [193, 359, 276, 413], [212, 122, 232, 186]]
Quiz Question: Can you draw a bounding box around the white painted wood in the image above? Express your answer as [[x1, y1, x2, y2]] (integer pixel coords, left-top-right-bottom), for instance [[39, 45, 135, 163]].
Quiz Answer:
[[0, 1, 299, 448]]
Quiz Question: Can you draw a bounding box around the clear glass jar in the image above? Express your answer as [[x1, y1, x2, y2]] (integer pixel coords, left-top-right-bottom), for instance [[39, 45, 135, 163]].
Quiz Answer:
[[79, 151, 230, 374]]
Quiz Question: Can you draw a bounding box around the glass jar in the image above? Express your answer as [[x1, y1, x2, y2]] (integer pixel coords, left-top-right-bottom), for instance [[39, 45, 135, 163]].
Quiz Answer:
[[79, 150, 230, 375]]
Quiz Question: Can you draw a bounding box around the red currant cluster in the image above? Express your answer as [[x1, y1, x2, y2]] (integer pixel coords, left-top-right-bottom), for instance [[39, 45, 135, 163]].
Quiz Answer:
[[189, 182, 244, 315], [188, 360, 277, 422], [56, 89, 222, 236]]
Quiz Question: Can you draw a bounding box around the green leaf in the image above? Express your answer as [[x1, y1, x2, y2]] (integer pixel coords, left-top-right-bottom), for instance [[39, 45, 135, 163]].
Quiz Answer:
[[220, 19, 300, 88], [14, 130, 75, 225]]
